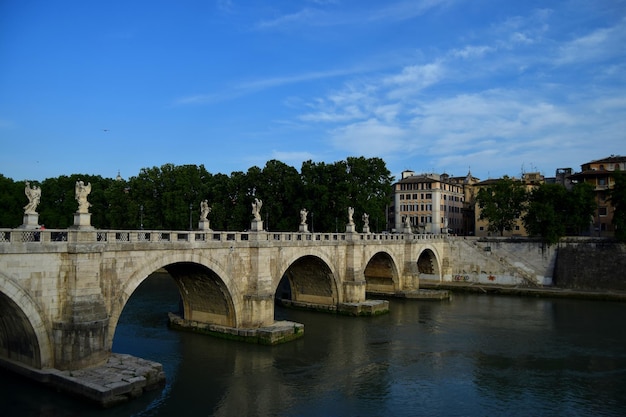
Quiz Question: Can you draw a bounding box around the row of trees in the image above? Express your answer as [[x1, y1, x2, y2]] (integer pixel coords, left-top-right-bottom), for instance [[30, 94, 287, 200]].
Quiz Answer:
[[476, 174, 626, 244], [0, 157, 394, 233]]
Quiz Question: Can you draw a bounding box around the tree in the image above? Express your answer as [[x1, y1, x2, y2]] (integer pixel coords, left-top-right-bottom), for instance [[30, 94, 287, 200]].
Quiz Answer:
[[344, 156, 394, 232], [128, 164, 211, 230], [301, 160, 337, 232], [565, 182, 596, 235], [0, 175, 25, 228], [40, 174, 109, 228], [523, 184, 568, 245], [255, 160, 303, 231], [104, 178, 135, 229], [476, 177, 527, 236], [523, 182, 597, 245], [609, 170, 626, 242], [300, 157, 393, 232]]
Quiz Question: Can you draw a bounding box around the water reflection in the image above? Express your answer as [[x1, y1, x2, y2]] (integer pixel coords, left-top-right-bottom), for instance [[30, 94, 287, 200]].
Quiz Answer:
[[2, 274, 626, 417]]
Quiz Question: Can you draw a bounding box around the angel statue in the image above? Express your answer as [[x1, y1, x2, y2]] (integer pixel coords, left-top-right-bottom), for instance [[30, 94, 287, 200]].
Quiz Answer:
[[251, 198, 263, 221], [23, 181, 41, 214], [200, 200, 211, 221], [75, 180, 92, 213], [348, 206, 355, 225]]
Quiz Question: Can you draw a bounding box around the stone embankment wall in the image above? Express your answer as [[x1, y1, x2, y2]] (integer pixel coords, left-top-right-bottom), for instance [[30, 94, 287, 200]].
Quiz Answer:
[[554, 239, 626, 291], [444, 237, 557, 286]]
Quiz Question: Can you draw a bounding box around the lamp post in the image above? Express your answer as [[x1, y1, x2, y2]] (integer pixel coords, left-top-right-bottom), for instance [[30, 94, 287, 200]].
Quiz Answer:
[[311, 212, 314, 233], [189, 203, 192, 231], [140, 205, 143, 230]]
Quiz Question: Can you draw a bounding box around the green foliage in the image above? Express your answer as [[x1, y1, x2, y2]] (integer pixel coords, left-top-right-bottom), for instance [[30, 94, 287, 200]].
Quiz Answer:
[[128, 164, 211, 230], [566, 182, 596, 235], [609, 171, 626, 242], [255, 160, 302, 231], [0, 157, 393, 232], [0, 175, 26, 227], [523, 184, 568, 245], [300, 157, 393, 232], [39, 174, 110, 228], [523, 182, 597, 245], [476, 177, 527, 236]]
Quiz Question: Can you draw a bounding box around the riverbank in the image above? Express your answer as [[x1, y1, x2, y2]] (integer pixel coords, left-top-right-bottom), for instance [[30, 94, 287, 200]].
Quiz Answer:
[[419, 280, 626, 302]]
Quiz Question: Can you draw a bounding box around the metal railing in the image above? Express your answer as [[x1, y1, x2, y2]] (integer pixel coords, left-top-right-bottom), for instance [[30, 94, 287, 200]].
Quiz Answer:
[[0, 228, 447, 245]]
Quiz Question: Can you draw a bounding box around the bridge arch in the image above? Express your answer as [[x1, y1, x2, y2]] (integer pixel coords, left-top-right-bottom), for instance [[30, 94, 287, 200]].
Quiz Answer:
[[275, 252, 340, 307], [0, 273, 53, 369], [416, 246, 442, 281], [363, 251, 400, 295], [108, 251, 242, 347]]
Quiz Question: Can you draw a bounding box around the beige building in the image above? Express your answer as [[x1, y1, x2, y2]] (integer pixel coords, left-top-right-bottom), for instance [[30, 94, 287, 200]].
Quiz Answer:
[[393, 171, 465, 234], [569, 155, 626, 237], [449, 171, 480, 236], [472, 172, 545, 237]]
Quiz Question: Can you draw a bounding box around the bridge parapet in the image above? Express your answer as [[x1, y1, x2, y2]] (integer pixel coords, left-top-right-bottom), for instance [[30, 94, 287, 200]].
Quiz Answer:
[[0, 228, 446, 253]]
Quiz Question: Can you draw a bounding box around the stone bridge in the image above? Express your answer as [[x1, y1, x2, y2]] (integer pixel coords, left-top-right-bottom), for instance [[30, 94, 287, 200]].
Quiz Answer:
[[0, 228, 448, 373]]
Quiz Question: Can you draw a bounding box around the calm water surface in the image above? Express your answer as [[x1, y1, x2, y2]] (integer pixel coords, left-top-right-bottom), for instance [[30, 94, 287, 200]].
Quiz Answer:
[[2, 274, 626, 416]]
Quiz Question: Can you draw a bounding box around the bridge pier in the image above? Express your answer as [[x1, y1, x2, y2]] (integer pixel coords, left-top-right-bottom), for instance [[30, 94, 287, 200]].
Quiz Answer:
[[343, 280, 366, 302], [54, 237, 111, 370]]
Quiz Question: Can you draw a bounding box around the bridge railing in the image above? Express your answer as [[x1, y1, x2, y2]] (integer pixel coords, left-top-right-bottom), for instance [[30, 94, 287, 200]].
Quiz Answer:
[[0, 228, 447, 245], [0, 229, 69, 243]]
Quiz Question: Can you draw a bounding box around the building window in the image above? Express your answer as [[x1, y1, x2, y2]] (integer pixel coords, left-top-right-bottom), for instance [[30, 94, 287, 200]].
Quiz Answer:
[[599, 207, 608, 216]]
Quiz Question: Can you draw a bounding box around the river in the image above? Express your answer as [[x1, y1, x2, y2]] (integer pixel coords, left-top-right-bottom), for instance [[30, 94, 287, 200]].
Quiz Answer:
[[2, 273, 626, 416]]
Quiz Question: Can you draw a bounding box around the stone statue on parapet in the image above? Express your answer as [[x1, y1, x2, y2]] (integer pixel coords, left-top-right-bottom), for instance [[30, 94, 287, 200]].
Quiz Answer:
[[75, 180, 92, 213], [300, 208, 308, 225], [23, 181, 41, 214], [251, 198, 263, 221], [403, 215, 412, 233], [348, 207, 355, 225], [362, 213, 369, 227], [200, 200, 211, 221]]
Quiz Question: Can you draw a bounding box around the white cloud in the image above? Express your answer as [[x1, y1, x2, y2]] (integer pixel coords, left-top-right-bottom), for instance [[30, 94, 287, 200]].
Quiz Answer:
[[286, 6, 625, 178], [384, 62, 444, 99], [255, 0, 455, 30], [491, 8, 552, 49], [451, 45, 495, 59], [330, 118, 408, 156], [556, 19, 626, 65], [256, 8, 321, 29]]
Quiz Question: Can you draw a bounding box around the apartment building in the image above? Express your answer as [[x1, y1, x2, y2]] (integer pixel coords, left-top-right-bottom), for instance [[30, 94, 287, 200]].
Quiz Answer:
[[569, 155, 626, 237], [392, 171, 465, 234]]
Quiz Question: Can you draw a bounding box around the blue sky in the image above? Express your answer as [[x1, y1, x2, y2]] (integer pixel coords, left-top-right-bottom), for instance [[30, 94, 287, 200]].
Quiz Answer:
[[1, 0, 624, 182]]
